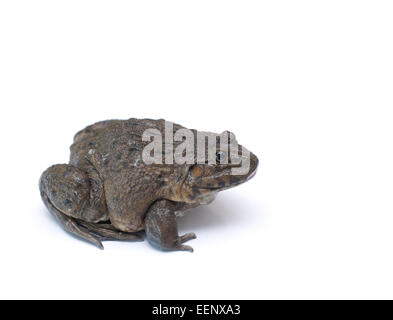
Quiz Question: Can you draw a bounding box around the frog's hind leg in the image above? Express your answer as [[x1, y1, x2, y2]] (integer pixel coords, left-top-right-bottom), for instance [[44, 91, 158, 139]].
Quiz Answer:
[[77, 221, 144, 242], [40, 190, 104, 249], [39, 164, 108, 249]]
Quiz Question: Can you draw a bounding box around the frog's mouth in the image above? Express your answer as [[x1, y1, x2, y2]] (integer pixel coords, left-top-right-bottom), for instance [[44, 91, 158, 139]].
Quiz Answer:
[[196, 169, 257, 191], [191, 154, 259, 191]]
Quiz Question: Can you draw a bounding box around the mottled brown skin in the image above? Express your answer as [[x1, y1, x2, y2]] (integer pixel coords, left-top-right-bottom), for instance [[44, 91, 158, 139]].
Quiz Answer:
[[39, 118, 258, 252]]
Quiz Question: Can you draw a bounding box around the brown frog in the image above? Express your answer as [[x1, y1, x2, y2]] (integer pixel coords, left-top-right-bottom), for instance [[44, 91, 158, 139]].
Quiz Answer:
[[39, 118, 258, 252]]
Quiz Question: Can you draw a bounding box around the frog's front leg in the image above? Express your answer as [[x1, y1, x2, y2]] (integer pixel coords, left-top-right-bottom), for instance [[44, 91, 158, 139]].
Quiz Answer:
[[145, 200, 197, 252]]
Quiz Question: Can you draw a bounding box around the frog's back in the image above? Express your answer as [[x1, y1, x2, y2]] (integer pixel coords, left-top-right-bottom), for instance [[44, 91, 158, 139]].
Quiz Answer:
[[72, 118, 166, 144], [70, 118, 166, 163], [73, 119, 123, 144]]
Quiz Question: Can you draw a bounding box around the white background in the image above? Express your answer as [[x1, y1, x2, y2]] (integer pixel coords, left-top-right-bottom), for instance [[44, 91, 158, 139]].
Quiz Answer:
[[0, 1, 392, 299]]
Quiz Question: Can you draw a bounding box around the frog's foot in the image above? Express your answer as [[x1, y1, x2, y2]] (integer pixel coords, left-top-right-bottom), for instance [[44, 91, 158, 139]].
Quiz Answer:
[[77, 221, 144, 242], [145, 200, 197, 252], [175, 233, 197, 252], [40, 191, 104, 249]]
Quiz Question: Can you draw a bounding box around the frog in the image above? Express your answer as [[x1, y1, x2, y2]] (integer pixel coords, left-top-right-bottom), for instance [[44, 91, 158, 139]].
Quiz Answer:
[[39, 118, 259, 252]]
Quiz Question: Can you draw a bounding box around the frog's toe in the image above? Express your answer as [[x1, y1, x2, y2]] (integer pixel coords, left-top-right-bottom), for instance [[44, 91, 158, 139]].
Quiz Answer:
[[177, 244, 194, 252], [173, 234, 196, 252], [178, 233, 197, 244]]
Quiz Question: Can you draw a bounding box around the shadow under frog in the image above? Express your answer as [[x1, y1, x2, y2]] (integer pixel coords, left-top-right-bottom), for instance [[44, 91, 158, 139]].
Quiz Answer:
[[39, 118, 258, 252]]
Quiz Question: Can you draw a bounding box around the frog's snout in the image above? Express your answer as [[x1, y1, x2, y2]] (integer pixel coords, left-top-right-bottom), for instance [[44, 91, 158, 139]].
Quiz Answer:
[[248, 152, 259, 180]]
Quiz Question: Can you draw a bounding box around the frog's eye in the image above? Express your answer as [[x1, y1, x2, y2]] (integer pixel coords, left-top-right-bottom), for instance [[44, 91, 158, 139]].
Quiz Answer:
[[216, 151, 227, 163]]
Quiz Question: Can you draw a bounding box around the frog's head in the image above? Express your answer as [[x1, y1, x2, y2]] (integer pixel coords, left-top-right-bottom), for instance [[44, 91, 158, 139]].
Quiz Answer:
[[173, 131, 259, 204]]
